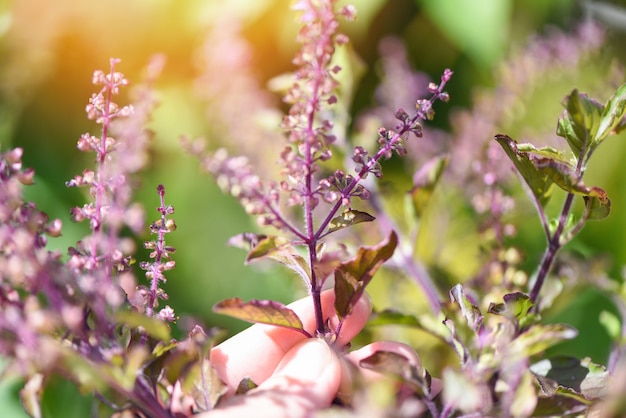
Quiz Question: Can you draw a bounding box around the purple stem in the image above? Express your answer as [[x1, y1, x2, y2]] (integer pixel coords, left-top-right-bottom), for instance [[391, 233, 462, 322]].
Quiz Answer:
[[315, 74, 451, 241], [146, 185, 168, 318], [529, 192, 575, 303], [529, 128, 588, 303]]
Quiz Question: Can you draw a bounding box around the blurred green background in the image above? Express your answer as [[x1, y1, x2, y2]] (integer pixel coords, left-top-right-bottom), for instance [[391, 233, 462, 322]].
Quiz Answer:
[[1, 0, 626, 416]]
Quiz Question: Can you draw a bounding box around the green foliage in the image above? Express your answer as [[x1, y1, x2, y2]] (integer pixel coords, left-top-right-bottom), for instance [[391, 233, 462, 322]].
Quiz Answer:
[[328, 209, 376, 233]]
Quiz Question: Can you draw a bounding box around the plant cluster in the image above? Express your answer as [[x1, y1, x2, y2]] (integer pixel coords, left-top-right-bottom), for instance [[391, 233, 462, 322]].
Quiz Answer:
[[2, 0, 626, 417]]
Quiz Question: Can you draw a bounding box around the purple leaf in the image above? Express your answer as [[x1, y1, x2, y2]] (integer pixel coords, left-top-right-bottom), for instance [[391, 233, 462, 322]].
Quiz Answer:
[[334, 231, 398, 319], [213, 298, 306, 334]]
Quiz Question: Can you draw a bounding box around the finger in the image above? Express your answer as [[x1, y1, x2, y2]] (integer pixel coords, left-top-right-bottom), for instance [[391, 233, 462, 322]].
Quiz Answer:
[[205, 339, 342, 418], [210, 290, 372, 391]]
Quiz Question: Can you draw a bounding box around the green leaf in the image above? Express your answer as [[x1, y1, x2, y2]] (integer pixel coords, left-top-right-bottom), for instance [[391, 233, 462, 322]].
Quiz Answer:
[[114, 310, 171, 342], [531, 156, 608, 200], [167, 326, 227, 410], [191, 359, 228, 412], [213, 298, 306, 334], [55, 345, 109, 393], [334, 231, 398, 319], [328, 209, 375, 233], [245, 235, 292, 261], [557, 89, 604, 157], [598, 310, 621, 342], [567, 90, 604, 140], [368, 309, 423, 327], [516, 143, 567, 160], [494, 134, 554, 207], [583, 194, 611, 221], [409, 154, 448, 217], [507, 370, 538, 417], [235, 377, 258, 395], [511, 324, 578, 357], [417, 0, 511, 70], [449, 284, 483, 332], [495, 368, 538, 417], [487, 292, 536, 326], [245, 235, 311, 285], [594, 83, 626, 144]]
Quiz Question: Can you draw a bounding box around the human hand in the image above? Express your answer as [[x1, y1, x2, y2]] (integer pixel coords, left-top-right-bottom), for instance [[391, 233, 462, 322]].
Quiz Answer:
[[202, 289, 370, 417], [200, 290, 426, 417]]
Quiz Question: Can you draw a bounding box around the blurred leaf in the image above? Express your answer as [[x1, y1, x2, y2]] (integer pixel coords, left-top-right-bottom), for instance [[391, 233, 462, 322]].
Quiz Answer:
[[594, 83, 626, 145], [487, 292, 538, 328], [442, 317, 470, 364], [114, 310, 171, 342], [487, 292, 533, 318], [111, 347, 149, 391], [244, 235, 311, 285], [532, 156, 608, 200], [144, 340, 178, 387], [531, 356, 609, 400], [409, 154, 448, 217], [509, 370, 537, 417], [494, 134, 554, 207], [556, 115, 585, 159], [213, 298, 305, 333], [173, 326, 227, 410], [495, 368, 538, 417], [418, 0, 511, 69], [245, 235, 291, 261], [512, 324, 578, 357], [368, 309, 423, 327], [598, 310, 621, 342], [442, 367, 487, 414], [449, 284, 483, 332], [56, 346, 108, 393], [359, 350, 431, 397], [533, 392, 588, 416], [235, 377, 258, 395], [191, 355, 227, 412], [583, 194, 611, 221], [227, 232, 267, 251], [20, 374, 43, 418], [328, 209, 375, 233], [312, 249, 345, 288], [152, 340, 178, 358], [334, 231, 398, 319], [559, 90, 604, 157], [516, 143, 567, 160]]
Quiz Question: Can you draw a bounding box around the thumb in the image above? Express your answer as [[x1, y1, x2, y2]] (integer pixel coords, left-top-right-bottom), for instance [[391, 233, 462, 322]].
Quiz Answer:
[[207, 339, 341, 418]]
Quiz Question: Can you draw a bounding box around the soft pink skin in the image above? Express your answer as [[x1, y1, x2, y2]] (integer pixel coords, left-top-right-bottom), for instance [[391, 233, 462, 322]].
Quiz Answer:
[[200, 291, 433, 417], [209, 289, 372, 395]]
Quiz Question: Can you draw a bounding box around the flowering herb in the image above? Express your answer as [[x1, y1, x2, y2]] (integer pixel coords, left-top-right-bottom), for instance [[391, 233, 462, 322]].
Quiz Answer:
[[2, 0, 626, 417]]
